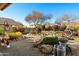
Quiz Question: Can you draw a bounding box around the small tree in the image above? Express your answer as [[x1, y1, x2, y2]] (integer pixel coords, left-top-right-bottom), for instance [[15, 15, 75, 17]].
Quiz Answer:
[[25, 11, 52, 33], [55, 14, 79, 23], [25, 11, 52, 27]]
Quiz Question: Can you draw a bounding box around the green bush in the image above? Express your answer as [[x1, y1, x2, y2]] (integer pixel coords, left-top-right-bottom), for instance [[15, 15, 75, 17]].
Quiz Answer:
[[75, 27, 79, 33], [42, 36, 59, 45], [68, 37, 74, 40], [59, 25, 67, 31], [0, 25, 4, 35], [43, 25, 52, 31], [53, 24, 67, 31], [36, 27, 42, 33], [53, 25, 59, 31], [13, 26, 25, 33], [32, 44, 38, 48]]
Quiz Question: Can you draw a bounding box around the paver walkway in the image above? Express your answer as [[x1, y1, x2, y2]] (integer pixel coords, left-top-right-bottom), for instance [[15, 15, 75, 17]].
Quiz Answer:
[[0, 38, 44, 56], [0, 34, 79, 56]]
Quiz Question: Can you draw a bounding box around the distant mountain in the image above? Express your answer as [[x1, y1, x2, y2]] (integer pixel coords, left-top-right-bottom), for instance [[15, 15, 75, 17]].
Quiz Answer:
[[0, 17, 23, 26]]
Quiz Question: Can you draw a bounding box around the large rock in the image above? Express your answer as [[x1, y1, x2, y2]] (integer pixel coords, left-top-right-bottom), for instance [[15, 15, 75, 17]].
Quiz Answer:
[[38, 44, 53, 54], [35, 39, 43, 45]]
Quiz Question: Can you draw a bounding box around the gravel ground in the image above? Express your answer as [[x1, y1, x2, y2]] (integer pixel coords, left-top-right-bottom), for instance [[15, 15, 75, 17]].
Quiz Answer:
[[0, 38, 44, 56]]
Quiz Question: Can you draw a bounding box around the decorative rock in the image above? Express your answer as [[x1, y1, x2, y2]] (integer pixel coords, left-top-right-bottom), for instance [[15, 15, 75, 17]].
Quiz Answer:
[[35, 39, 43, 45], [59, 37, 68, 43], [6, 45, 10, 48], [1, 43, 5, 46], [38, 44, 53, 54]]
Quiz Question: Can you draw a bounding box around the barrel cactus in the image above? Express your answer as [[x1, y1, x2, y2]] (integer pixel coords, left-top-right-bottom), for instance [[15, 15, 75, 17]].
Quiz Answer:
[[8, 32, 22, 40]]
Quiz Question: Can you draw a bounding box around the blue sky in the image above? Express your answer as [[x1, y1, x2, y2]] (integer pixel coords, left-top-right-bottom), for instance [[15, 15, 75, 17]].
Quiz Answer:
[[0, 3, 79, 25]]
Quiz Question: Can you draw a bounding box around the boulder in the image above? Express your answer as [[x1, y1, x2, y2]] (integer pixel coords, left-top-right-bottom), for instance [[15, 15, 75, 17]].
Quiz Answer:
[[38, 44, 53, 54], [35, 39, 43, 45]]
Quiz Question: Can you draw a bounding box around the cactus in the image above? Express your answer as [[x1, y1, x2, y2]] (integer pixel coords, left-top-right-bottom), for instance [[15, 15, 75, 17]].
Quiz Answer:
[[8, 32, 22, 40]]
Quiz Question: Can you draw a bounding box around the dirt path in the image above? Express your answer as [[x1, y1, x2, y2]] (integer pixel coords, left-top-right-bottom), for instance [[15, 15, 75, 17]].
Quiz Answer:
[[0, 38, 44, 56]]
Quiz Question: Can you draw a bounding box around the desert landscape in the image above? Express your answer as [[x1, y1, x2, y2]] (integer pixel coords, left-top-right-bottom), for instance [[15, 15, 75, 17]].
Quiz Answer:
[[0, 3, 79, 56]]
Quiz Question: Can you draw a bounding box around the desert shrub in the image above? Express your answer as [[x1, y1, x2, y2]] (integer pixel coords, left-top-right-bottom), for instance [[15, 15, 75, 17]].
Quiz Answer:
[[4, 34, 10, 40], [9, 32, 16, 39], [15, 26, 19, 31], [53, 24, 67, 31], [75, 27, 79, 33], [19, 27, 25, 33], [8, 32, 22, 40], [44, 25, 52, 31], [36, 27, 42, 33], [67, 26, 75, 31], [68, 37, 74, 40], [53, 25, 59, 31], [42, 36, 59, 45], [30, 29, 37, 34], [42, 25, 45, 30], [0, 25, 4, 35], [32, 44, 38, 48], [13, 26, 25, 33], [59, 25, 67, 31], [23, 28, 32, 34]]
